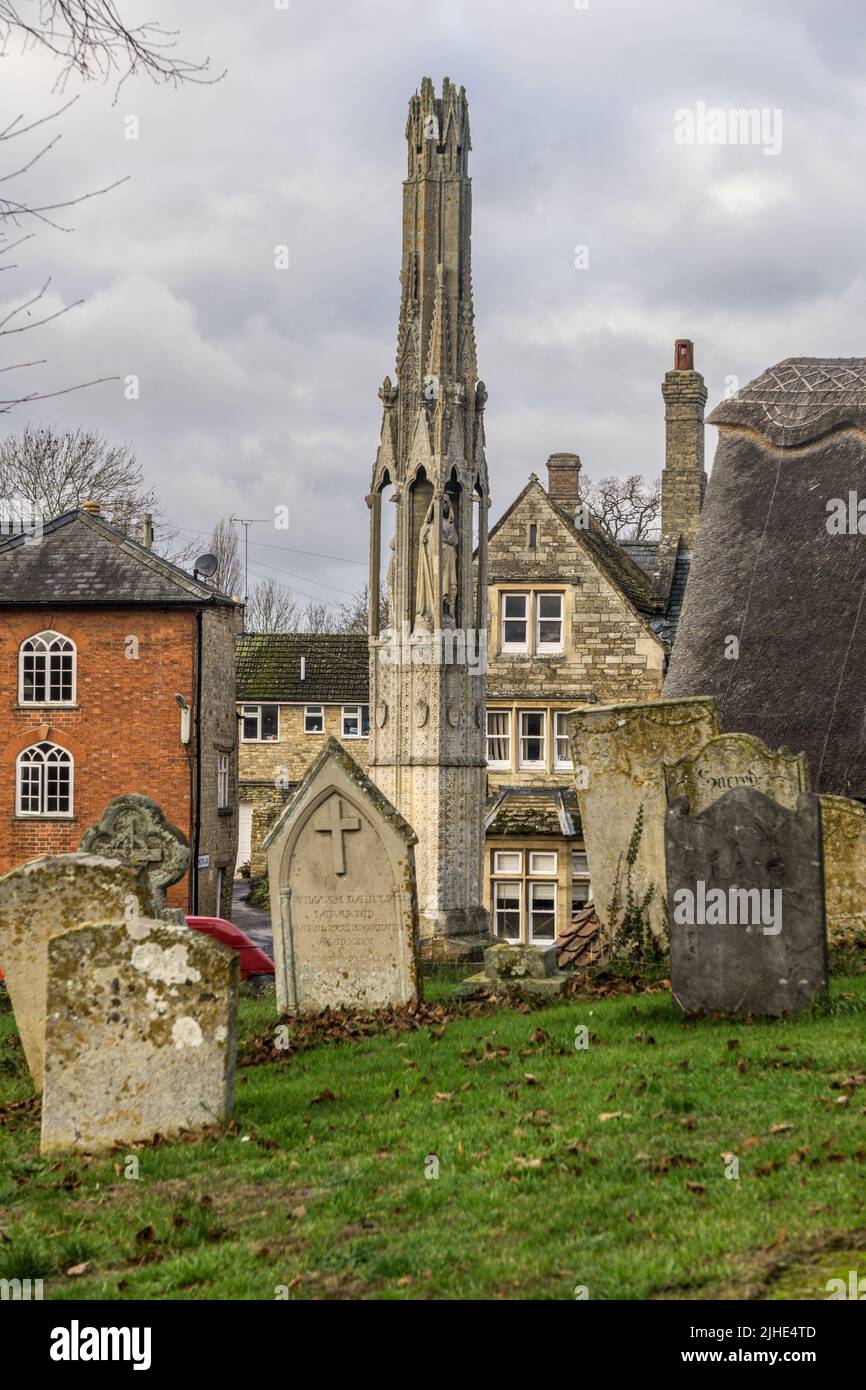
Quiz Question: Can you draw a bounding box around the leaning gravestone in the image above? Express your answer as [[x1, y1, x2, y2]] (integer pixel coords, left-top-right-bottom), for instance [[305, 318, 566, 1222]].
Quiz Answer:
[[41, 915, 238, 1153], [567, 697, 720, 943], [819, 795, 866, 947], [79, 794, 190, 913], [665, 786, 827, 1016], [664, 732, 808, 814], [264, 738, 420, 1014], [0, 854, 152, 1091]]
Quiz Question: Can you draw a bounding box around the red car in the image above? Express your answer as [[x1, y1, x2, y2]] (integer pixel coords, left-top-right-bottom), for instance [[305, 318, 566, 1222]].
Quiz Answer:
[[185, 916, 275, 979]]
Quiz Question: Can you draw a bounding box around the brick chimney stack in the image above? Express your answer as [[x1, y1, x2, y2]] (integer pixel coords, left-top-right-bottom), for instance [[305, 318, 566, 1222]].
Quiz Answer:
[[660, 339, 707, 551], [546, 452, 582, 505]]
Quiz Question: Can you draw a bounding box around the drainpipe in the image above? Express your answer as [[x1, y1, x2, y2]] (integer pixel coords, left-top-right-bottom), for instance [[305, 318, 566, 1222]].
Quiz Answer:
[[192, 608, 204, 913]]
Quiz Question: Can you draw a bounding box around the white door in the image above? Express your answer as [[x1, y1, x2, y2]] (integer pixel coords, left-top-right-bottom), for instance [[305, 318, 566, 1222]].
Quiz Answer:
[[237, 800, 253, 869]]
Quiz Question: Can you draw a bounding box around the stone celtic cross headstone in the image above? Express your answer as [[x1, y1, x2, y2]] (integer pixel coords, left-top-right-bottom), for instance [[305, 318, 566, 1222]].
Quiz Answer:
[[264, 738, 420, 1014], [0, 853, 152, 1091], [665, 786, 828, 1016], [664, 732, 809, 815], [41, 915, 238, 1153], [567, 697, 720, 943], [79, 794, 190, 912]]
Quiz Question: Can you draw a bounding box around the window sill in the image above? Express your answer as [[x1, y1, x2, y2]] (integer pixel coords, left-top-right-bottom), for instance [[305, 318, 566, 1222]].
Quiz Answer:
[[15, 703, 80, 711], [14, 814, 76, 823]]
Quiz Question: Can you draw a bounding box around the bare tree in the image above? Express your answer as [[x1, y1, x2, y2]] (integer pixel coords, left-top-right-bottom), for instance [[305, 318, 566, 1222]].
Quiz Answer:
[[583, 474, 661, 540], [209, 516, 242, 598], [0, 422, 154, 517], [303, 600, 340, 635], [245, 577, 300, 634], [0, 3, 219, 95], [1, 4, 220, 413]]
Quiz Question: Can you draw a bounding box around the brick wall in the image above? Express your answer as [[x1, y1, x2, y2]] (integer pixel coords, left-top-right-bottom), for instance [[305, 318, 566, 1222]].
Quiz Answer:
[[0, 606, 196, 908]]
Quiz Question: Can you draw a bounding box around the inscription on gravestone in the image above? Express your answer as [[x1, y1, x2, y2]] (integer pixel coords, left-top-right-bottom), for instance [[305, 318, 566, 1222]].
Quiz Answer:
[[264, 740, 420, 1014], [665, 786, 827, 1016]]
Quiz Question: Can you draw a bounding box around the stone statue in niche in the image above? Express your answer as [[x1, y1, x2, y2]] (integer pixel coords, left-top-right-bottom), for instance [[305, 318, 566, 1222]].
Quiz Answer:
[[442, 499, 458, 627], [385, 535, 397, 630], [414, 502, 436, 632]]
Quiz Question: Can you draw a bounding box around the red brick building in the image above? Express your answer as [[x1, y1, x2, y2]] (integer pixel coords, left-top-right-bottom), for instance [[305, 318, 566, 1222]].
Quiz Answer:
[[0, 506, 243, 915]]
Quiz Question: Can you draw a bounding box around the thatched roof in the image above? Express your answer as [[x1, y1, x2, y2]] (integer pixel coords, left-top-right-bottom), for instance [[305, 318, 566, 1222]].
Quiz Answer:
[[665, 356, 866, 799], [708, 357, 866, 447]]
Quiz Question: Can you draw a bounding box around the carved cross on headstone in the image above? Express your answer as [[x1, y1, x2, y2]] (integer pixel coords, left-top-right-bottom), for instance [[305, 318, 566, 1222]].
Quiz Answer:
[[79, 794, 190, 913], [315, 796, 360, 875]]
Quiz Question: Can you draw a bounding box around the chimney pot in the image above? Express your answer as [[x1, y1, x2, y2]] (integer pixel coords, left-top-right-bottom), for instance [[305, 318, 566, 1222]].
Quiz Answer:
[[674, 338, 694, 371], [82, 499, 101, 516], [545, 453, 582, 504]]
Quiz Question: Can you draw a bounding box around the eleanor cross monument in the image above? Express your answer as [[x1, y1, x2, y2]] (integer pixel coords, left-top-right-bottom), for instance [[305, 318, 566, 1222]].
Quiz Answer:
[[366, 76, 490, 951]]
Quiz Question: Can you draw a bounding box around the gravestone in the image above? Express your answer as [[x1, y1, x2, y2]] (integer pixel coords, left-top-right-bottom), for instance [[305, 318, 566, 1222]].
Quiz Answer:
[[41, 915, 237, 1153], [820, 795, 866, 947], [665, 786, 827, 1016], [0, 854, 152, 1091], [567, 697, 720, 943], [664, 732, 808, 814], [79, 794, 189, 912], [461, 941, 568, 997], [264, 738, 420, 1014]]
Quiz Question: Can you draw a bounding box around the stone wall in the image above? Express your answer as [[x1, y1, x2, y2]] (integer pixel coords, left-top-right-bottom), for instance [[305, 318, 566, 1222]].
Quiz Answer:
[[197, 605, 244, 916], [482, 479, 665, 706]]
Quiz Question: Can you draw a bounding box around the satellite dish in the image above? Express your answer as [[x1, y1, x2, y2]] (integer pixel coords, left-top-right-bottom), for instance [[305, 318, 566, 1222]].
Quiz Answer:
[[194, 553, 219, 579]]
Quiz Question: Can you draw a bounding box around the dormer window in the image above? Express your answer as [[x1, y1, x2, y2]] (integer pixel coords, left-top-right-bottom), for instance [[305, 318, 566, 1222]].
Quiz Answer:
[[19, 631, 76, 705]]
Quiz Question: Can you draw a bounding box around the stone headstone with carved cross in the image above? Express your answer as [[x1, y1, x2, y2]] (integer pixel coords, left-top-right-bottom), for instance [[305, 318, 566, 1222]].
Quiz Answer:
[[263, 739, 421, 1014], [79, 794, 190, 912]]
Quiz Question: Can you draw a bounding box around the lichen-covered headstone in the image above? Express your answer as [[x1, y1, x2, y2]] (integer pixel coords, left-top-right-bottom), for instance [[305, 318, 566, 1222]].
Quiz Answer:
[[79, 794, 190, 912], [664, 732, 808, 815], [461, 942, 568, 996], [665, 786, 827, 1016], [819, 795, 866, 947], [567, 697, 720, 943], [41, 916, 238, 1153], [0, 854, 152, 1091], [264, 738, 420, 1014]]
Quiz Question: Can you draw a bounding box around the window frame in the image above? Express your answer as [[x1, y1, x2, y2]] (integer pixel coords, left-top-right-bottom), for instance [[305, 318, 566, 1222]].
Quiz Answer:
[[501, 591, 529, 653], [528, 879, 557, 943], [241, 704, 280, 743], [518, 709, 547, 769], [493, 879, 522, 943], [217, 752, 230, 810], [18, 630, 77, 706], [16, 740, 74, 818], [554, 711, 573, 769], [493, 849, 523, 874], [571, 848, 592, 913], [304, 704, 325, 735], [486, 709, 512, 769], [536, 592, 564, 652], [341, 704, 370, 739]]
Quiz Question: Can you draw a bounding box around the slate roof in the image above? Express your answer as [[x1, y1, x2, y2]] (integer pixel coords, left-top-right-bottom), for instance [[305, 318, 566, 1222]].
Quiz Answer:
[[236, 632, 369, 702], [665, 356, 866, 798], [620, 539, 659, 577], [484, 785, 582, 838], [708, 357, 866, 448], [0, 510, 236, 606]]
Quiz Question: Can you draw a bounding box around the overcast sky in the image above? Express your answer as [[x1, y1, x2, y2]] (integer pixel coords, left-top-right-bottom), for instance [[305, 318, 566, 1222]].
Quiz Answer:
[[3, 0, 866, 612]]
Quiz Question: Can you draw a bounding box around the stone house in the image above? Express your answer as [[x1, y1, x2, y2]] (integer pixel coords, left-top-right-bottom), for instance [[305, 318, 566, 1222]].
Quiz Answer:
[[480, 341, 707, 945], [0, 504, 243, 916], [236, 633, 369, 874]]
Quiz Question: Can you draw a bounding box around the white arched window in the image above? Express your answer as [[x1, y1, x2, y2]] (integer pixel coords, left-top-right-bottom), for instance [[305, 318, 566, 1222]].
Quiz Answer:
[[19, 631, 76, 705], [16, 742, 74, 817]]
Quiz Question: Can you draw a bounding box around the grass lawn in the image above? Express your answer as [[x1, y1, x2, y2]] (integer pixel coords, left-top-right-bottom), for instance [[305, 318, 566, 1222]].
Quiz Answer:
[[1, 975, 866, 1301]]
